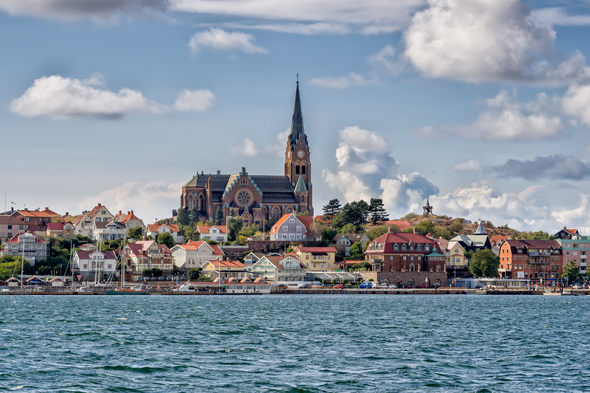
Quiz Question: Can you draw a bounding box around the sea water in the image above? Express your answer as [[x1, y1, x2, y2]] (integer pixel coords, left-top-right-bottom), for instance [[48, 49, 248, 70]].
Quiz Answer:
[[0, 295, 588, 392]]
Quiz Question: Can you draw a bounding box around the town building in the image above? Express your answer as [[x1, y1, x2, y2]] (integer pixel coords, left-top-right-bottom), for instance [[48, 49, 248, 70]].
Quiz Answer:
[[0, 232, 48, 265], [292, 246, 337, 271], [201, 259, 246, 280], [93, 220, 127, 241], [170, 240, 224, 270], [74, 203, 114, 238], [46, 222, 75, 240], [558, 235, 590, 275], [554, 227, 580, 239], [498, 240, 563, 283], [333, 233, 369, 256], [180, 82, 313, 224], [73, 250, 118, 280], [197, 225, 228, 243], [450, 220, 492, 253], [147, 223, 183, 243], [446, 241, 468, 269], [269, 213, 315, 241], [364, 228, 447, 288], [0, 208, 60, 241], [115, 211, 145, 232], [125, 240, 174, 277], [250, 255, 306, 284]]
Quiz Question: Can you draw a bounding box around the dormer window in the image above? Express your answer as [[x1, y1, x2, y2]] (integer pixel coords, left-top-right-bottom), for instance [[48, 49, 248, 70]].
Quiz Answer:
[[425, 244, 430, 252], [417, 244, 422, 252], [393, 244, 399, 251], [402, 244, 407, 251]]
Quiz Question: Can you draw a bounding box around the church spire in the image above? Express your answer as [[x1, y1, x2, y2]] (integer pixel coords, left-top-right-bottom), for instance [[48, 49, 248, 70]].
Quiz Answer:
[[289, 78, 307, 150]]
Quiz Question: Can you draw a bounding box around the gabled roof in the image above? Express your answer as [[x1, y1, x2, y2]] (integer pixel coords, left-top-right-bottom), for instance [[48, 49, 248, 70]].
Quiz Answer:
[[148, 223, 179, 233], [270, 214, 296, 234], [366, 232, 442, 254], [46, 223, 65, 230], [119, 211, 143, 225], [198, 225, 228, 234], [18, 208, 59, 218], [257, 255, 306, 269], [75, 250, 117, 259], [297, 216, 315, 233], [490, 235, 509, 247], [435, 238, 449, 250], [176, 240, 224, 255], [204, 259, 245, 268], [5, 232, 45, 243], [451, 234, 489, 248]]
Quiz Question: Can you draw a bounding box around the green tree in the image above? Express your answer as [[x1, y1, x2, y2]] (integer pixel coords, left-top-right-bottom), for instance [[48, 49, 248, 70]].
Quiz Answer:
[[187, 268, 200, 281], [367, 198, 389, 225], [0, 255, 30, 280], [561, 261, 580, 284], [156, 232, 176, 249], [469, 249, 500, 278], [322, 199, 341, 219], [240, 224, 258, 238], [143, 268, 163, 278], [177, 207, 189, 226], [214, 206, 224, 225], [128, 227, 143, 240], [349, 242, 365, 260], [190, 207, 199, 223], [338, 223, 357, 234], [416, 221, 436, 236], [227, 217, 244, 241]]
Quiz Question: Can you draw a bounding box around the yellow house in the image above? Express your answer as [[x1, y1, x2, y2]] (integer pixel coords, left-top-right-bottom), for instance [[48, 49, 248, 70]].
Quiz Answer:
[[293, 246, 337, 271], [201, 259, 246, 279], [447, 241, 468, 269]]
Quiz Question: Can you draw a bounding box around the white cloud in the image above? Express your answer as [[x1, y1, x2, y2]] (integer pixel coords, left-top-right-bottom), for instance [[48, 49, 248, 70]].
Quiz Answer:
[[310, 72, 378, 89], [417, 90, 563, 141], [368, 45, 403, 75], [229, 129, 290, 158], [11, 74, 215, 119], [530, 7, 590, 26], [551, 194, 590, 234], [217, 22, 350, 35], [0, 0, 167, 21], [79, 180, 184, 223], [174, 89, 215, 112], [171, 0, 425, 34], [451, 160, 480, 172], [323, 126, 438, 216], [403, 0, 590, 84], [562, 84, 590, 127], [188, 28, 269, 54]]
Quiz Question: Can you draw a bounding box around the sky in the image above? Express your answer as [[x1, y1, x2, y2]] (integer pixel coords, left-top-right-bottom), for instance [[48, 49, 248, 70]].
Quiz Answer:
[[1, 0, 590, 234]]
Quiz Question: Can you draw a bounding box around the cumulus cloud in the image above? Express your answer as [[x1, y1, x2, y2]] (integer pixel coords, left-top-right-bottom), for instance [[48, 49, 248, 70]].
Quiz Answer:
[[368, 45, 403, 75], [403, 0, 590, 84], [417, 90, 563, 141], [174, 89, 215, 112], [310, 72, 378, 89], [172, 0, 425, 34], [11, 73, 214, 119], [79, 180, 184, 223], [188, 28, 269, 54], [229, 129, 290, 158], [487, 155, 590, 181], [0, 0, 167, 21], [451, 160, 480, 172], [530, 7, 590, 26], [551, 194, 590, 233], [323, 126, 438, 216], [562, 84, 590, 127]]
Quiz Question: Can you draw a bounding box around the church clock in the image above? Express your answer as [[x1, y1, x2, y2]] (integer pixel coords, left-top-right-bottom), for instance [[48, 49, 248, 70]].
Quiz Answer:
[[297, 150, 305, 158]]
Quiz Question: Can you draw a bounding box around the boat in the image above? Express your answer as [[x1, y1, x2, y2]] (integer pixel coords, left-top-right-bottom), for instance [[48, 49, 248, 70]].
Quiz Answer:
[[106, 238, 147, 295]]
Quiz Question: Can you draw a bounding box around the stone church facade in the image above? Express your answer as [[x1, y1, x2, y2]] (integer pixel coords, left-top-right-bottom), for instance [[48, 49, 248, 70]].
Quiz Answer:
[[180, 82, 313, 226]]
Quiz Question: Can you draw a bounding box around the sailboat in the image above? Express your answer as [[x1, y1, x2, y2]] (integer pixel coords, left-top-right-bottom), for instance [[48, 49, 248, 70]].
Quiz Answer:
[[105, 237, 147, 295]]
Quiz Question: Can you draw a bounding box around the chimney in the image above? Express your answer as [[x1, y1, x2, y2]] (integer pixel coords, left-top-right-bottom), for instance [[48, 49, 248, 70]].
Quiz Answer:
[[413, 227, 419, 234], [119, 210, 122, 215], [217, 170, 221, 175], [130, 210, 133, 215], [98, 203, 101, 207], [45, 207, 48, 210], [387, 227, 394, 234]]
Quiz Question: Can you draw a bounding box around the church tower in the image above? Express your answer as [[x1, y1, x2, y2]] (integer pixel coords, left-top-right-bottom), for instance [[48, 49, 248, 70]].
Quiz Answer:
[[285, 79, 313, 215]]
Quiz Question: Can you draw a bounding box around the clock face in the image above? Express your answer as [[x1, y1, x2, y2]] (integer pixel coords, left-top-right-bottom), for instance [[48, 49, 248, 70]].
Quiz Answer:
[[297, 150, 305, 158], [236, 190, 252, 206]]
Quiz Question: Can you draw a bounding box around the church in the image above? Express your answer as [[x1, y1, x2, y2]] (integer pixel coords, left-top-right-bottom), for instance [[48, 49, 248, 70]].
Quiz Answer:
[[180, 82, 313, 226]]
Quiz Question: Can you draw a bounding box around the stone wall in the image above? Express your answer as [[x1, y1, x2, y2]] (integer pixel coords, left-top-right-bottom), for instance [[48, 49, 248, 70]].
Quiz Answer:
[[377, 271, 447, 287]]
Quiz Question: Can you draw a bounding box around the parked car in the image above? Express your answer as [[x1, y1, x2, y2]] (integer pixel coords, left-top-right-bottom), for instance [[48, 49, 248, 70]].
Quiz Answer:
[[359, 282, 372, 289], [378, 283, 389, 289], [333, 284, 344, 289]]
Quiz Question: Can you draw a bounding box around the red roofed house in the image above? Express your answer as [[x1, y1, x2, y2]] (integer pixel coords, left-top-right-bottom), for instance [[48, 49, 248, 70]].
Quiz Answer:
[[270, 213, 315, 241], [554, 227, 580, 239], [499, 240, 562, 282], [201, 259, 246, 279], [250, 255, 307, 283], [170, 240, 224, 270], [147, 223, 183, 243], [293, 246, 337, 271], [115, 210, 145, 233], [46, 222, 75, 240], [364, 227, 447, 288], [73, 249, 118, 280], [74, 203, 114, 238], [197, 225, 228, 243], [0, 232, 48, 265], [125, 240, 174, 277]]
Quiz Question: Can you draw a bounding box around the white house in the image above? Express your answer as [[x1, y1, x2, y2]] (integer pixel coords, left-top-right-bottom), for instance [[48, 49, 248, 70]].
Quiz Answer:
[[170, 240, 224, 270], [0, 232, 48, 265], [197, 225, 228, 243], [333, 233, 370, 256], [93, 220, 127, 241], [147, 223, 183, 243], [73, 250, 118, 279], [269, 214, 311, 241], [250, 255, 306, 284]]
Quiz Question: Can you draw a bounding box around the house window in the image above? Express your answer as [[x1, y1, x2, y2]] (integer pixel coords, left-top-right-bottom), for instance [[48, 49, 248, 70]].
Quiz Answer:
[[26, 218, 30, 222], [390, 256, 393, 260], [417, 245, 422, 252], [7, 225, 11, 229], [403, 256, 407, 261], [425, 245, 430, 252], [402, 245, 407, 251], [282, 226, 288, 232], [102, 211, 106, 215], [296, 226, 302, 232]]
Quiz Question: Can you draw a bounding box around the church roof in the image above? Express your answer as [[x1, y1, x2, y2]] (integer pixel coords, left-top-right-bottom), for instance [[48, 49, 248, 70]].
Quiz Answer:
[[474, 220, 488, 235], [294, 176, 307, 192]]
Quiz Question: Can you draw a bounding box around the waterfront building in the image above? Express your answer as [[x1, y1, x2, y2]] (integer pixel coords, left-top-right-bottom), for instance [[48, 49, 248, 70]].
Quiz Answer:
[[333, 233, 369, 256], [197, 225, 228, 243], [490, 235, 510, 255], [292, 246, 337, 271], [73, 250, 118, 279], [499, 240, 562, 282], [0, 208, 60, 241], [147, 223, 183, 243], [170, 240, 224, 270], [558, 235, 590, 275], [180, 82, 313, 224], [125, 240, 174, 276], [364, 228, 447, 288], [250, 255, 306, 283], [201, 259, 246, 280], [0, 232, 48, 265], [446, 241, 468, 269]]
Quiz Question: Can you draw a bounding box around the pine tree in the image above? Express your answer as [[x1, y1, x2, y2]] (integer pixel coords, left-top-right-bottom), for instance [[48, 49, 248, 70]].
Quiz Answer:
[[368, 198, 389, 225], [322, 199, 341, 218], [214, 206, 224, 225], [190, 207, 199, 223], [177, 207, 189, 226]]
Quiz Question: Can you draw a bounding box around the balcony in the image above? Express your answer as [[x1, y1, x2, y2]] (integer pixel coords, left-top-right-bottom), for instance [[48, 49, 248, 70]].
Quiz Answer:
[[528, 252, 550, 257]]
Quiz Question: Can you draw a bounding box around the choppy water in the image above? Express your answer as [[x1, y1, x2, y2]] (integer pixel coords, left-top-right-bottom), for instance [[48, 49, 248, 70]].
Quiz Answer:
[[0, 295, 589, 392]]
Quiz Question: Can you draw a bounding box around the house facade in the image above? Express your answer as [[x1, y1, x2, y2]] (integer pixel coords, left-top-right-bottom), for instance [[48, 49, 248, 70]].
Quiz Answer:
[[558, 235, 590, 275], [197, 225, 228, 243], [147, 223, 184, 243], [293, 246, 337, 271], [446, 241, 468, 269], [499, 240, 563, 282], [94, 221, 126, 241], [250, 255, 306, 283], [333, 233, 369, 256], [125, 240, 174, 276], [0, 232, 48, 265], [201, 259, 246, 279], [170, 240, 224, 270], [73, 250, 118, 279], [46, 222, 75, 240], [270, 213, 311, 241]]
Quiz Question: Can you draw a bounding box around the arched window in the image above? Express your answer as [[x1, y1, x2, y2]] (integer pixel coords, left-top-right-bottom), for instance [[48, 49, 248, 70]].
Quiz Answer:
[[296, 166, 300, 174], [198, 194, 204, 211], [302, 166, 306, 174], [188, 195, 194, 210], [301, 195, 305, 203], [272, 207, 280, 218], [286, 207, 292, 213], [409, 263, 415, 272]]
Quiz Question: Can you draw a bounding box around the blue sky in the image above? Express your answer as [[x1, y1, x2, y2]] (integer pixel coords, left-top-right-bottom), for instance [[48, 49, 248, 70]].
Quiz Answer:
[[1, 0, 590, 233]]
